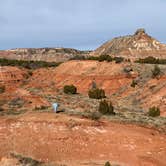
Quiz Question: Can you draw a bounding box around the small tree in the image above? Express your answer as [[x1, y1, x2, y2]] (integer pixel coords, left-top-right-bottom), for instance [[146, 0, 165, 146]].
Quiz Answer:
[[113, 57, 124, 63], [0, 107, 4, 112], [98, 55, 112, 62], [0, 86, 5, 93], [88, 88, 106, 99], [131, 80, 137, 88], [152, 65, 161, 78], [63, 85, 77, 94], [148, 106, 160, 117], [104, 161, 111, 166], [98, 100, 115, 115]]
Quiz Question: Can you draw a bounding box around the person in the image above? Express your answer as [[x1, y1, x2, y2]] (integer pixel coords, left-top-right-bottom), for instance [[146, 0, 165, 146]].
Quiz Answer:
[[52, 103, 59, 113]]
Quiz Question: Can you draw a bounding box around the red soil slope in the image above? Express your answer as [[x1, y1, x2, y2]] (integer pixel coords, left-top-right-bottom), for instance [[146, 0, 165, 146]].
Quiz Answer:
[[29, 61, 137, 95], [138, 75, 166, 116], [0, 113, 165, 166], [0, 66, 26, 87], [0, 66, 49, 110]]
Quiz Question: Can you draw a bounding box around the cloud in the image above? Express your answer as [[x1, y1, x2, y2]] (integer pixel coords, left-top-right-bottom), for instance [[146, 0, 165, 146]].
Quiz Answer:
[[0, 0, 166, 50]]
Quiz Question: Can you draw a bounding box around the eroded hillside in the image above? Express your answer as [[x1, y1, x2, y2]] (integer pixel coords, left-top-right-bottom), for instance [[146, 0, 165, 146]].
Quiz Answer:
[[91, 29, 166, 60], [25, 60, 166, 116], [0, 29, 166, 165]]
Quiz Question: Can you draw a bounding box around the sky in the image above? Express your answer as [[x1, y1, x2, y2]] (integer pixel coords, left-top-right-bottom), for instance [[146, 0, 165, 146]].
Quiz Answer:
[[0, 0, 166, 50]]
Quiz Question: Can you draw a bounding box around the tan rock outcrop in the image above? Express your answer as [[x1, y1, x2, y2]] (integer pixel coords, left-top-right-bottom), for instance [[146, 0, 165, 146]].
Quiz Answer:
[[0, 48, 90, 62], [91, 29, 166, 60]]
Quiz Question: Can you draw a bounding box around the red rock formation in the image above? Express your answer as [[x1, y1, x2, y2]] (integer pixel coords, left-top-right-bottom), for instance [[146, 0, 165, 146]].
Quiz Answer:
[[0, 66, 49, 110], [29, 60, 137, 95], [0, 66, 26, 86]]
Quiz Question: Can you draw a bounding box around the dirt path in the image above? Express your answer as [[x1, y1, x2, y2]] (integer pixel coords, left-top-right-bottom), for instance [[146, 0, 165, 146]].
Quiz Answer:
[[0, 112, 166, 166]]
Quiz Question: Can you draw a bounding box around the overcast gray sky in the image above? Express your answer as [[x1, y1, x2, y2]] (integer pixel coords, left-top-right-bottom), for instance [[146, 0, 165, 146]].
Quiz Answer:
[[0, 0, 165, 50]]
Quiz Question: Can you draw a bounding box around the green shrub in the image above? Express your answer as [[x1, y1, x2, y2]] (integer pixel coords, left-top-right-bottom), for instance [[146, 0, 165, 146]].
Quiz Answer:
[[148, 106, 160, 117], [104, 161, 111, 166], [88, 88, 106, 99], [83, 55, 126, 63], [0, 58, 61, 69], [35, 105, 49, 111], [113, 56, 124, 63], [152, 65, 161, 78], [98, 100, 115, 115], [135, 56, 166, 64], [87, 56, 99, 60], [98, 55, 112, 62], [131, 80, 137, 88], [28, 71, 33, 76], [70, 55, 86, 60], [0, 86, 5, 93], [10, 153, 42, 166], [0, 107, 4, 112], [64, 85, 77, 94]]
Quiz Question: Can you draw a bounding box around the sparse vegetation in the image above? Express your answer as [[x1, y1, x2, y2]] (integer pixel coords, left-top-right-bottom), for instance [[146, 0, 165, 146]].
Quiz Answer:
[[83, 112, 101, 121], [114, 56, 124, 63], [104, 161, 111, 166], [0, 58, 61, 69], [135, 56, 166, 64], [0, 100, 6, 109], [131, 80, 137, 88], [87, 56, 99, 60], [98, 54, 112, 62], [35, 105, 49, 111], [86, 55, 124, 63], [152, 65, 161, 78], [28, 70, 33, 76], [0, 107, 4, 112], [64, 85, 77, 94], [88, 88, 106, 99], [10, 153, 43, 166], [70, 55, 86, 60], [148, 106, 160, 117], [98, 100, 115, 115], [0, 85, 5, 93], [123, 66, 133, 73], [8, 97, 25, 108]]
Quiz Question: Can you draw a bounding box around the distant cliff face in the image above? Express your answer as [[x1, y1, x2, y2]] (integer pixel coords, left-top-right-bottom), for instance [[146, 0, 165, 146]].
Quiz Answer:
[[91, 29, 166, 60], [0, 48, 90, 62]]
